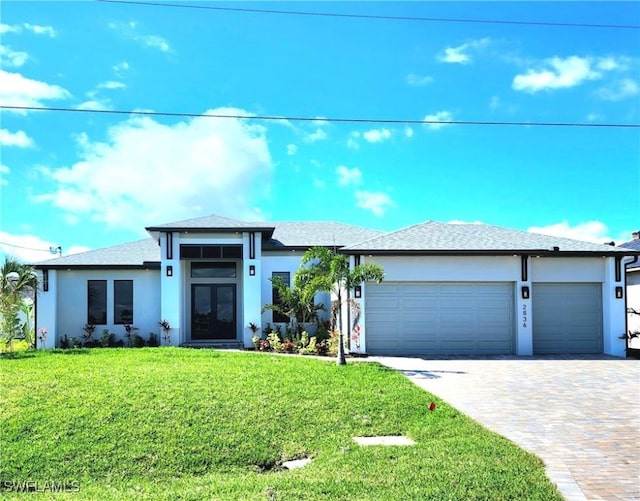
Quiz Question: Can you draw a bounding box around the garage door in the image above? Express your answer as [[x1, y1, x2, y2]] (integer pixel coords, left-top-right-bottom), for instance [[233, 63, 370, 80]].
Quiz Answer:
[[532, 283, 602, 354], [365, 282, 514, 355]]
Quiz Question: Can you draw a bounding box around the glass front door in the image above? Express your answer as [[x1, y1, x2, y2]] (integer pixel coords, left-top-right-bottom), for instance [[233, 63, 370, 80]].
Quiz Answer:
[[191, 284, 236, 340]]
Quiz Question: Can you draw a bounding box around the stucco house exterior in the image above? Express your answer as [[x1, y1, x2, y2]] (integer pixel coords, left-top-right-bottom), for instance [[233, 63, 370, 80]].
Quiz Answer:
[[34, 215, 638, 357], [619, 231, 640, 353]]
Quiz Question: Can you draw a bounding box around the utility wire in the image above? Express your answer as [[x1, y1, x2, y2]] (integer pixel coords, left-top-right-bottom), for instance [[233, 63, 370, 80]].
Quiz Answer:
[[96, 0, 640, 30], [0, 241, 55, 253], [2, 105, 639, 129]]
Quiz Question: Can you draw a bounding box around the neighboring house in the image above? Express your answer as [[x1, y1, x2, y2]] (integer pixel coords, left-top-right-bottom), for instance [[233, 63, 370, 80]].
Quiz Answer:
[[34, 215, 638, 357], [619, 231, 640, 352]]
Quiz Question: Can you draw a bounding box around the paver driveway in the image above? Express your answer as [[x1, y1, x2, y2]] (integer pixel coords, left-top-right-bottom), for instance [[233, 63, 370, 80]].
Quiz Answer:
[[373, 355, 640, 501]]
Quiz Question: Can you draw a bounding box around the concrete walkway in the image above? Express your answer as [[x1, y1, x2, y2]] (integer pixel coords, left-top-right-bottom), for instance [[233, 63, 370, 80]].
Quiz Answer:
[[372, 355, 640, 501]]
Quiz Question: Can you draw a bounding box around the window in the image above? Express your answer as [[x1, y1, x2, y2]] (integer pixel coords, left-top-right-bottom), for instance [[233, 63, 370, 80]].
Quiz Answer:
[[88, 280, 107, 324], [180, 245, 243, 259], [114, 280, 133, 324], [191, 262, 237, 278], [271, 272, 290, 323]]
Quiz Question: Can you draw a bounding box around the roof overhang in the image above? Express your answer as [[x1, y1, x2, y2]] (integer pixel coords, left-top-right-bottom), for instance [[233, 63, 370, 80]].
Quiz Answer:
[[35, 262, 161, 270], [339, 249, 640, 257], [145, 226, 276, 240]]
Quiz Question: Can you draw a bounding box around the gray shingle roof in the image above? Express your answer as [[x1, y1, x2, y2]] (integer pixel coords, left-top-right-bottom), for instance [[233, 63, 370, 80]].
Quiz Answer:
[[34, 239, 160, 268], [37, 218, 637, 267], [265, 221, 383, 248], [146, 214, 274, 232], [619, 238, 640, 251], [341, 221, 633, 254]]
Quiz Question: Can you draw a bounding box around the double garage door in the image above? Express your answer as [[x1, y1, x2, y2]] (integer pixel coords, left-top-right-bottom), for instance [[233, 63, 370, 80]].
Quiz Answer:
[[365, 282, 515, 356], [365, 282, 603, 356]]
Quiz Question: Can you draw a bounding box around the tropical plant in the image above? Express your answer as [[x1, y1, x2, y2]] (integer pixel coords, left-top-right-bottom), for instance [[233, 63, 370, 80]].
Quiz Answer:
[[261, 275, 325, 335], [0, 257, 38, 349], [295, 247, 384, 365]]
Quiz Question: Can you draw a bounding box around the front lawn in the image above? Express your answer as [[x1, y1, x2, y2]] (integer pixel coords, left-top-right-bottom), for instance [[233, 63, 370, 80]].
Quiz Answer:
[[0, 349, 561, 500]]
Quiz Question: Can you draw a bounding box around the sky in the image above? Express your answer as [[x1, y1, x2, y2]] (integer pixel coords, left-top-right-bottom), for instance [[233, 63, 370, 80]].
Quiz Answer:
[[1, 1, 639, 263]]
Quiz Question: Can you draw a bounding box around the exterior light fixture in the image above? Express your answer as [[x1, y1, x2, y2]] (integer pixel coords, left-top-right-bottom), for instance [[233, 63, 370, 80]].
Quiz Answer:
[[249, 265, 256, 276], [166, 265, 173, 277], [615, 286, 623, 299], [521, 286, 530, 299], [354, 286, 362, 298]]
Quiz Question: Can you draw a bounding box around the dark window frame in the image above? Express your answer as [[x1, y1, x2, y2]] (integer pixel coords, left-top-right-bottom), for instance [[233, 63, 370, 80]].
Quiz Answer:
[[114, 280, 134, 325], [88, 280, 107, 325], [191, 262, 237, 278], [271, 272, 290, 323]]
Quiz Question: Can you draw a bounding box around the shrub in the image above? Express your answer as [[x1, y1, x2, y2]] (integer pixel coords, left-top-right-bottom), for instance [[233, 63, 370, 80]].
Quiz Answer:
[[267, 331, 281, 352], [147, 332, 159, 347], [59, 335, 69, 349], [133, 334, 146, 348], [299, 336, 317, 355], [280, 340, 296, 353]]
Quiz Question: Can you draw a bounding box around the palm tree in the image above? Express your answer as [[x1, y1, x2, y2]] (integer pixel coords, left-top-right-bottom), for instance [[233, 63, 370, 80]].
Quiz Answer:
[[295, 247, 384, 365], [0, 257, 38, 348], [262, 274, 325, 336]]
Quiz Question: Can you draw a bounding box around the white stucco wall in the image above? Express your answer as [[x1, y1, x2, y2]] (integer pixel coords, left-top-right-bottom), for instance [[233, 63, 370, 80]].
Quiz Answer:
[[626, 268, 640, 350], [44, 268, 160, 347]]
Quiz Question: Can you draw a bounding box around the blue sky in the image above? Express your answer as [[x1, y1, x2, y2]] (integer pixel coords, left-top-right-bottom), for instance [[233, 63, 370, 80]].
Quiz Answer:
[[1, 1, 639, 262]]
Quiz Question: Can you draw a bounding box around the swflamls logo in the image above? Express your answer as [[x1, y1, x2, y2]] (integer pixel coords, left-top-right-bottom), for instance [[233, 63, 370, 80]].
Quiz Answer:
[[1, 480, 80, 492]]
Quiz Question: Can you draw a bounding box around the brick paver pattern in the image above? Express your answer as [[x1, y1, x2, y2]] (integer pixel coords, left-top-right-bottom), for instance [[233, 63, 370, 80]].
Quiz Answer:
[[373, 356, 640, 501]]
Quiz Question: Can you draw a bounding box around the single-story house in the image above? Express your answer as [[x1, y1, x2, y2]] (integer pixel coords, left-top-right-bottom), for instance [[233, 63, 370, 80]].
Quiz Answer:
[[619, 231, 640, 352], [34, 215, 638, 357]]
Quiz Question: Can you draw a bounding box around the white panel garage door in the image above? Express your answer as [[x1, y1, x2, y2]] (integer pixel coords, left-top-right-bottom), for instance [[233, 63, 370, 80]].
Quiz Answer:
[[365, 282, 514, 355], [532, 283, 602, 354]]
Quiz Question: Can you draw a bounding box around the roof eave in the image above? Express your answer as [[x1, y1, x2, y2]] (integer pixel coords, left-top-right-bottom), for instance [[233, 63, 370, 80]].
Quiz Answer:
[[35, 263, 161, 270], [339, 249, 639, 257]]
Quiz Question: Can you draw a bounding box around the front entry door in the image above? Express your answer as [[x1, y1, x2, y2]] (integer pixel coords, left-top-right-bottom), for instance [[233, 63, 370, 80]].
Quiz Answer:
[[191, 284, 236, 340]]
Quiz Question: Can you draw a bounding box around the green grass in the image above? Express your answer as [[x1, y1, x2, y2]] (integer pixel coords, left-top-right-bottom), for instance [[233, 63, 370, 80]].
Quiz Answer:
[[0, 349, 562, 500]]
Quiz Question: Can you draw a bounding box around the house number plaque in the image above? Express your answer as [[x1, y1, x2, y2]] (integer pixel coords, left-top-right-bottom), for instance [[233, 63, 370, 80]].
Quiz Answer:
[[522, 304, 528, 328]]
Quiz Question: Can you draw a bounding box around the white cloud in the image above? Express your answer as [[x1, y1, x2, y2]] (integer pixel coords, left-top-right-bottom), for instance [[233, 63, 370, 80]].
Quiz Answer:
[[336, 165, 362, 186], [596, 56, 630, 72], [305, 128, 327, 142], [0, 129, 34, 147], [34, 108, 273, 231], [113, 61, 130, 75], [0, 46, 29, 67], [363, 128, 391, 143], [0, 70, 71, 111], [406, 73, 434, 86], [513, 56, 601, 93], [0, 23, 56, 37], [287, 144, 298, 156], [586, 113, 602, 122], [404, 126, 414, 138], [423, 110, 454, 130], [76, 99, 111, 111], [141, 34, 170, 52], [0, 164, 9, 186], [528, 221, 622, 245], [597, 78, 639, 101], [109, 22, 171, 53], [355, 191, 395, 217], [98, 80, 126, 90], [448, 220, 483, 225], [23, 23, 56, 37], [0, 232, 89, 263], [438, 38, 490, 64], [0, 24, 20, 34]]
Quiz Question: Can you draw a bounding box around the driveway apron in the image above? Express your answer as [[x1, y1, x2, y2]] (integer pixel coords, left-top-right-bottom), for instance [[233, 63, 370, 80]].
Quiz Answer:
[[372, 356, 640, 501]]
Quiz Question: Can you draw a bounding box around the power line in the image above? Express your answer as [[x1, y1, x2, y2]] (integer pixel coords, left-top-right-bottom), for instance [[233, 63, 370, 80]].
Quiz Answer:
[[0, 241, 55, 254], [96, 0, 640, 30], [2, 105, 639, 129]]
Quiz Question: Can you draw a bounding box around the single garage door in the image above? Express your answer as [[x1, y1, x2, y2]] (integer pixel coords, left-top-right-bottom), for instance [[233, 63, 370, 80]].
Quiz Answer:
[[532, 283, 602, 354], [365, 282, 514, 355]]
